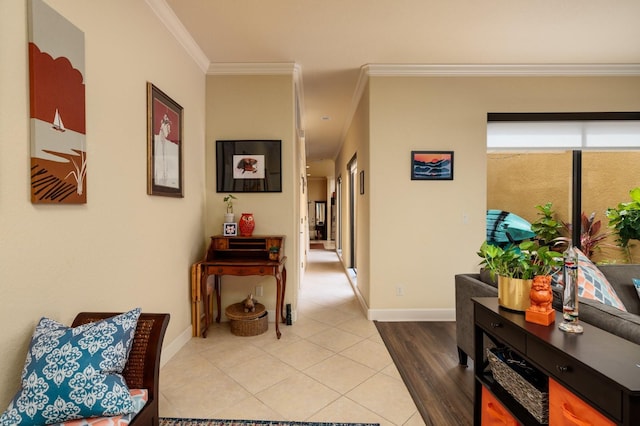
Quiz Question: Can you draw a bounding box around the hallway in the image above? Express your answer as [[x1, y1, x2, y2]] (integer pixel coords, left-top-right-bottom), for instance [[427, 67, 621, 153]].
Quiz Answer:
[[158, 245, 425, 425]]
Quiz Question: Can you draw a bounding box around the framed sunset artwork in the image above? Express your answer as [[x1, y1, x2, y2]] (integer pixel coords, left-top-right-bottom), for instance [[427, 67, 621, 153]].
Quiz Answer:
[[410, 151, 454, 180]]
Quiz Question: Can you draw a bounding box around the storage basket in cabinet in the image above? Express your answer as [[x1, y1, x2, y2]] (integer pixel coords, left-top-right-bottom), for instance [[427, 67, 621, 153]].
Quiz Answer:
[[487, 347, 549, 424]]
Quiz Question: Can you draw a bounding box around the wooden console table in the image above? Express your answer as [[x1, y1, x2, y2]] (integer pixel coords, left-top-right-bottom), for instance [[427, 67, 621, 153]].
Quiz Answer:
[[191, 235, 286, 339], [473, 297, 640, 425]]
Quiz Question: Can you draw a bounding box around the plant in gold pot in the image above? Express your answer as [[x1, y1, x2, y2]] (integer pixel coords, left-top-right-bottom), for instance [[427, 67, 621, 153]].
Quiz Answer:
[[478, 241, 562, 312], [478, 242, 533, 312]]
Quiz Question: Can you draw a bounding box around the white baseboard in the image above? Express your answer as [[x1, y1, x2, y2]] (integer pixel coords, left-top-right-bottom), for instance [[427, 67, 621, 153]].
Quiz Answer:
[[338, 256, 454, 322], [367, 308, 456, 322], [160, 325, 191, 367]]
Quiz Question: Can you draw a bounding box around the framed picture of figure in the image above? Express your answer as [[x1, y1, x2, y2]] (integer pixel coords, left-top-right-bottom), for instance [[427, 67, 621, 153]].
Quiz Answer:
[[147, 83, 183, 197]]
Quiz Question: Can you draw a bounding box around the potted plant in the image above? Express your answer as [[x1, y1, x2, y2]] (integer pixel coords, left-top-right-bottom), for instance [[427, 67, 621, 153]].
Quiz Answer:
[[268, 246, 280, 261], [606, 187, 640, 263], [478, 240, 562, 312], [223, 194, 237, 223], [478, 241, 533, 312]]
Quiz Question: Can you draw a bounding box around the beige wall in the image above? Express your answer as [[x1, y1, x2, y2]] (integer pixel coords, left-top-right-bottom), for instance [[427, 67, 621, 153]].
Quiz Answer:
[[338, 74, 640, 319], [308, 178, 327, 202], [0, 0, 206, 405], [336, 82, 370, 307], [205, 74, 299, 315], [488, 151, 640, 263]]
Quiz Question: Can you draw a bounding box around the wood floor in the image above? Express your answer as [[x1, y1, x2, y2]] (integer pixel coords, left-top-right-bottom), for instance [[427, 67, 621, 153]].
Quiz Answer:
[[375, 321, 475, 426]]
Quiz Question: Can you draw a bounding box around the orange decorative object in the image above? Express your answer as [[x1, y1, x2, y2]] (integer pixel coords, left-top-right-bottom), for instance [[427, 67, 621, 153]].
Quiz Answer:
[[481, 386, 519, 426], [238, 213, 255, 236], [549, 379, 615, 426], [526, 274, 555, 326]]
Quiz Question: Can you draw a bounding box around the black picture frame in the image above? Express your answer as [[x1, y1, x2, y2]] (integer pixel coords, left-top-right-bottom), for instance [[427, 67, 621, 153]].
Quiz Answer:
[[147, 83, 183, 197], [410, 151, 454, 181], [216, 140, 282, 192], [223, 222, 237, 236]]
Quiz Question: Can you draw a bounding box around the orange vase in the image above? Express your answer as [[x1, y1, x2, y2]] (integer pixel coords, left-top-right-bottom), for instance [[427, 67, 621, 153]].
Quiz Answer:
[[239, 213, 255, 236]]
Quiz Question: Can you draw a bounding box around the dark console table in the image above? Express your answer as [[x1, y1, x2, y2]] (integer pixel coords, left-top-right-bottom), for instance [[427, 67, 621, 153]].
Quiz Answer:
[[191, 235, 286, 339], [473, 297, 640, 425]]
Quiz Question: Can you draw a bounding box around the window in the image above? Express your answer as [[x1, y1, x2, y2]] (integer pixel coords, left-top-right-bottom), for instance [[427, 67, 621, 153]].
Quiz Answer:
[[487, 120, 640, 150]]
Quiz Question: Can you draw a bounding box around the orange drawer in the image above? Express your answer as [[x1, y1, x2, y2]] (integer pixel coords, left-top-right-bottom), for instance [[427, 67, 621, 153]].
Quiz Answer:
[[549, 379, 615, 426], [481, 386, 521, 426]]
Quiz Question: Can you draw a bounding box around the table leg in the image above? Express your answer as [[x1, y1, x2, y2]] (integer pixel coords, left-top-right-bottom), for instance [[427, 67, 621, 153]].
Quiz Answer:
[[215, 275, 222, 323], [199, 266, 209, 338], [275, 271, 282, 339], [280, 266, 287, 323], [191, 263, 200, 338]]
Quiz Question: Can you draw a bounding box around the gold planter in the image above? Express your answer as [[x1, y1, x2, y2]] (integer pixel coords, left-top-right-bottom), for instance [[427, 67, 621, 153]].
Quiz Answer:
[[498, 276, 533, 312]]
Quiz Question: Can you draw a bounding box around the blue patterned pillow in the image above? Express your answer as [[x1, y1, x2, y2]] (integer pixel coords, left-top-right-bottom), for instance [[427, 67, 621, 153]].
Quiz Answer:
[[0, 308, 141, 426], [633, 278, 640, 300]]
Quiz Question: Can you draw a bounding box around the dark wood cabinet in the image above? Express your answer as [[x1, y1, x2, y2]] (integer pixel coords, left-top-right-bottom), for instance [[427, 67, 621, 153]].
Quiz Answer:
[[473, 297, 640, 426]]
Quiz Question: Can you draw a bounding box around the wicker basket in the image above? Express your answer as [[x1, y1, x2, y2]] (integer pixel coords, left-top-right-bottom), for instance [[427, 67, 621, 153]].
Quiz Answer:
[[487, 347, 549, 424], [225, 302, 268, 336]]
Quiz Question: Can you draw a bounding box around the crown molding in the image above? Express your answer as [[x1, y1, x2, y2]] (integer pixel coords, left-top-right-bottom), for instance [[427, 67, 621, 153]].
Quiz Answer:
[[334, 63, 640, 158], [145, 0, 210, 73], [208, 62, 300, 75], [363, 63, 640, 77]]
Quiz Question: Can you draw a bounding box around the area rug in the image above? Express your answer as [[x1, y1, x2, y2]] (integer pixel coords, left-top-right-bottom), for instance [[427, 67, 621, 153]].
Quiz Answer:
[[159, 419, 378, 426], [309, 243, 325, 250]]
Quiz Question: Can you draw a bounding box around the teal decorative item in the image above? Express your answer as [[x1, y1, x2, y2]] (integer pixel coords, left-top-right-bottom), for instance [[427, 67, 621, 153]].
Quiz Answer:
[[487, 209, 536, 246]]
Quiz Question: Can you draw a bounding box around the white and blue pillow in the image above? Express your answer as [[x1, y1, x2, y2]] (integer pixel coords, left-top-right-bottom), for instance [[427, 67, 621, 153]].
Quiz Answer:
[[633, 278, 640, 301], [551, 249, 627, 311], [0, 308, 141, 426]]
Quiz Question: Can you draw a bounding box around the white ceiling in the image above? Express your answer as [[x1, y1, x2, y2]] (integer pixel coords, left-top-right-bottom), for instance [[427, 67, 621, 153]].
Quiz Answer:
[[162, 0, 640, 161]]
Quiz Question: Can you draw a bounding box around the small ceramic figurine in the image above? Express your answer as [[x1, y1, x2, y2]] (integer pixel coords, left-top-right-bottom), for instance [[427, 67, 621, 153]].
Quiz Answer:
[[243, 294, 256, 313], [525, 275, 555, 325]]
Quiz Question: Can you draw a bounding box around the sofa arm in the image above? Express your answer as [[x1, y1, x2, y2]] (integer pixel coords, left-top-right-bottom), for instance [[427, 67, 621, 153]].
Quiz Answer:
[[455, 273, 499, 365], [575, 298, 640, 346]]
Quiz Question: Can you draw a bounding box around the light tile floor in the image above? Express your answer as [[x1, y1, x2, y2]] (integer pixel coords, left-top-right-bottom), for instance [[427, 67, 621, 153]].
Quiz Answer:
[[159, 244, 426, 426]]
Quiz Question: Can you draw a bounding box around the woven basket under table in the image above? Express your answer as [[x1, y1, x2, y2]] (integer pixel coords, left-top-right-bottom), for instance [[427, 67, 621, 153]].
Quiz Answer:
[[225, 302, 268, 336], [487, 347, 549, 424]]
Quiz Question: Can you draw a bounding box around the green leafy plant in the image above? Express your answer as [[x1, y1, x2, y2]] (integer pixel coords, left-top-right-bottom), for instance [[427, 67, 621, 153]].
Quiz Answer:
[[478, 242, 531, 280], [223, 194, 237, 213], [530, 202, 563, 246], [518, 240, 563, 277], [606, 187, 640, 262], [478, 240, 562, 280]]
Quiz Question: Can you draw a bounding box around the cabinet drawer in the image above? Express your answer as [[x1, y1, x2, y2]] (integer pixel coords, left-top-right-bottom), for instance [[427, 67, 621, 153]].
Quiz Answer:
[[210, 265, 272, 276], [549, 378, 615, 426], [528, 339, 621, 421], [475, 306, 526, 353]]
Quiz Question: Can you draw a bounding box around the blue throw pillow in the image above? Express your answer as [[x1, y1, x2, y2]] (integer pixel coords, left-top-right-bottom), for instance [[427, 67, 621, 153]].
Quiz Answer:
[[633, 278, 640, 300], [0, 308, 141, 426]]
